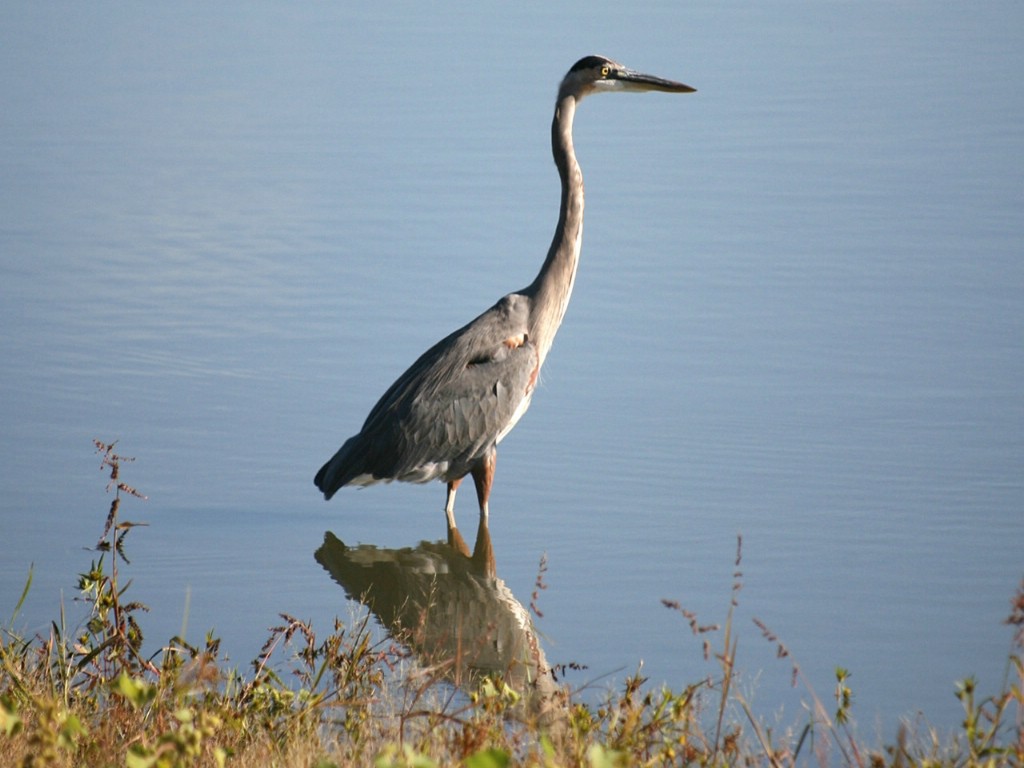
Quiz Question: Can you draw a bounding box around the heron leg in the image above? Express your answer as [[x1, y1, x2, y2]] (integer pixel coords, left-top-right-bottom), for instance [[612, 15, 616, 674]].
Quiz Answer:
[[469, 451, 496, 577], [470, 451, 495, 524], [445, 479, 471, 557]]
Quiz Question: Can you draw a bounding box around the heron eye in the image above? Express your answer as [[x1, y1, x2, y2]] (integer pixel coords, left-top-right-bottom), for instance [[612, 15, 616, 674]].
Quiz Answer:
[[601, 66, 610, 77]]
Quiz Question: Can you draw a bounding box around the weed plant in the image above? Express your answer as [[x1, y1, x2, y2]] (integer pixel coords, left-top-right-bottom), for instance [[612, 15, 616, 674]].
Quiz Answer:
[[0, 441, 1021, 766]]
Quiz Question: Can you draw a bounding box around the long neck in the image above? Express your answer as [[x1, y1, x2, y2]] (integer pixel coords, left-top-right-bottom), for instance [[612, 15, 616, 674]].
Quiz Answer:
[[525, 93, 583, 368]]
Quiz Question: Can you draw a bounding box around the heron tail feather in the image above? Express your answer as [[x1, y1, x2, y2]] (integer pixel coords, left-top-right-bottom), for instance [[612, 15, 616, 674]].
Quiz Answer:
[[314, 434, 367, 500]]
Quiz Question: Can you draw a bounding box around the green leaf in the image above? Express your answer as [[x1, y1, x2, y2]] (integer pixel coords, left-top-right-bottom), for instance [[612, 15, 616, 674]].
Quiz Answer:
[[465, 748, 510, 768], [125, 745, 158, 768], [0, 695, 23, 737], [114, 671, 157, 709], [587, 745, 629, 768], [58, 713, 86, 746], [540, 735, 555, 759], [9, 565, 33, 625]]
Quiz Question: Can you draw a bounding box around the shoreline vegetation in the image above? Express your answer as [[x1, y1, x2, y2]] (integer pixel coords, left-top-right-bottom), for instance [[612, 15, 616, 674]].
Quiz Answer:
[[1, 441, 1021, 767]]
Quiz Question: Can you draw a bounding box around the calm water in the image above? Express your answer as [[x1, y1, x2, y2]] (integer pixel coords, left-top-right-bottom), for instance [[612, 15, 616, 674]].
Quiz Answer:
[[2, 2, 1022, 737]]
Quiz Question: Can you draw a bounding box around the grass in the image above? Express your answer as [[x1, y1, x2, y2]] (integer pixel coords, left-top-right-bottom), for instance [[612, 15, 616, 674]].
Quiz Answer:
[[0, 439, 1021, 767]]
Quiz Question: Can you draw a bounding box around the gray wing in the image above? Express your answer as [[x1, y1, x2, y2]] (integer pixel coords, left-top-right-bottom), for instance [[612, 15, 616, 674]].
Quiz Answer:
[[316, 293, 538, 494]]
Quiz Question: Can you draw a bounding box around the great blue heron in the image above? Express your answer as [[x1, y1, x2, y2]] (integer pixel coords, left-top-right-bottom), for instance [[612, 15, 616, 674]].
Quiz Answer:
[[315, 55, 695, 556]]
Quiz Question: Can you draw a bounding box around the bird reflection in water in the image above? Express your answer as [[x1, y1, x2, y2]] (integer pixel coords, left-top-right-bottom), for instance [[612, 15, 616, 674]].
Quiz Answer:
[[314, 518, 564, 722]]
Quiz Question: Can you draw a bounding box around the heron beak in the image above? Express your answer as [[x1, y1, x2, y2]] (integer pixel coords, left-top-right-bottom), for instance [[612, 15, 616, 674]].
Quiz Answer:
[[615, 68, 696, 94]]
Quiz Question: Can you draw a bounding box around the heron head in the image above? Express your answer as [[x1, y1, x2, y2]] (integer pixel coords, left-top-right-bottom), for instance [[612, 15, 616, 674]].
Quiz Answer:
[[559, 55, 696, 99]]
